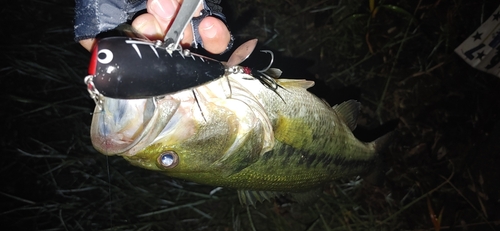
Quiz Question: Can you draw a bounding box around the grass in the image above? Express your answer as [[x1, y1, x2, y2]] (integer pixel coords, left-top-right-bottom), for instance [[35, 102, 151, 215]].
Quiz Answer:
[[2, 0, 500, 230]]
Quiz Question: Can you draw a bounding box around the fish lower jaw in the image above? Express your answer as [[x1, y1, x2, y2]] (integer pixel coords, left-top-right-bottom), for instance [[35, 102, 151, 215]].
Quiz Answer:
[[91, 134, 137, 156]]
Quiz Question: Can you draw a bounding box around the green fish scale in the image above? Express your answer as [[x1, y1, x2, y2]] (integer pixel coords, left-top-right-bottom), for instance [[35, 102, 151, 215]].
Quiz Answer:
[[166, 138, 375, 191], [123, 77, 379, 193]]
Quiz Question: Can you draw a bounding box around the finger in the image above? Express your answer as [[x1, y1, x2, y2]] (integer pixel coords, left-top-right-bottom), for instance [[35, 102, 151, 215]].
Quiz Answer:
[[79, 38, 95, 51], [147, 0, 180, 28], [147, 0, 202, 42], [198, 16, 231, 54], [145, 0, 230, 53], [131, 13, 163, 40]]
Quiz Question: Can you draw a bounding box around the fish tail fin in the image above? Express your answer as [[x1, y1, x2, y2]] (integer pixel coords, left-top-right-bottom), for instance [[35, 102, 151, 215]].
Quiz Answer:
[[374, 131, 393, 154], [364, 131, 393, 186]]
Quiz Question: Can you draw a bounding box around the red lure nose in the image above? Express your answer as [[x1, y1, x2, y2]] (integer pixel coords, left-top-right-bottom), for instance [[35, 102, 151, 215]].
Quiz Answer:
[[88, 43, 98, 75]]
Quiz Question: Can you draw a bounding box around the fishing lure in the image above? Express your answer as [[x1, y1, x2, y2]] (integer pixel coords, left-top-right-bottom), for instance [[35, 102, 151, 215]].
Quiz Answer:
[[84, 35, 280, 108], [85, 37, 225, 99]]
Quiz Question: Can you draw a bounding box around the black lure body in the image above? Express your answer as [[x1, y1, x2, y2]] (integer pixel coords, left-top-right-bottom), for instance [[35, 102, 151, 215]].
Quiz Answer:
[[87, 37, 225, 99]]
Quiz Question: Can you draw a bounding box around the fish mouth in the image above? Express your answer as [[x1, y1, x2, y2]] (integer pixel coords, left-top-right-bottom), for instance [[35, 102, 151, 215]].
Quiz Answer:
[[90, 96, 179, 156]]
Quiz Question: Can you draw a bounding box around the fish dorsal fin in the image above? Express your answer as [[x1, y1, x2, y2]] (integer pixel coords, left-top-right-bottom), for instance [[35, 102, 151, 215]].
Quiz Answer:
[[276, 79, 315, 89], [237, 190, 284, 207], [264, 68, 282, 78], [332, 100, 360, 131]]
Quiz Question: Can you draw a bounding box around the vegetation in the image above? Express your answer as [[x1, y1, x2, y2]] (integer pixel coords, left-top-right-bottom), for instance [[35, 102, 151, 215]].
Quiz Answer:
[[2, 0, 499, 230]]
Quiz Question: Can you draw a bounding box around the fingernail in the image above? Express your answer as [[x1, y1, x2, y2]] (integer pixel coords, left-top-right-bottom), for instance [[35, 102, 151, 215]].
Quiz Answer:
[[201, 21, 216, 38], [133, 16, 163, 40], [134, 20, 147, 31], [151, 0, 176, 20]]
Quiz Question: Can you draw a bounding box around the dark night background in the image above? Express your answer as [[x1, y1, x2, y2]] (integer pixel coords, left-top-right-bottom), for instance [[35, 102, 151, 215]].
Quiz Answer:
[[1, 0, 500, 230]]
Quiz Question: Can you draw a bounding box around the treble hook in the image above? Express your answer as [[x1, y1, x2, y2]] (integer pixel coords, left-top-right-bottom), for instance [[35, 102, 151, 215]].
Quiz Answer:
[[258, 50, 274, 73]]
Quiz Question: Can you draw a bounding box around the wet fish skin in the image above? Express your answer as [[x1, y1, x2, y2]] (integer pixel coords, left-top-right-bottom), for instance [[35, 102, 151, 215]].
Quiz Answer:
[[90, 72, 389, 199]]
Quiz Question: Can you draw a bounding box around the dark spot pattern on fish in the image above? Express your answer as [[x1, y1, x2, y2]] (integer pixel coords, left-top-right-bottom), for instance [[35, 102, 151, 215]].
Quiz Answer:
[[307, 149, 373, 173], [316, 153, 326, 167], [312, 134, 319, 141], [323, 155, 333, 166], [235, 155, 255, 172], [298, 154, 305, 165], [262, 152, 272, 162], [281, 149, 293, 166], [280, 145, 294, 166], [306, 154, 317, 168], [264, 141, 376, 173]]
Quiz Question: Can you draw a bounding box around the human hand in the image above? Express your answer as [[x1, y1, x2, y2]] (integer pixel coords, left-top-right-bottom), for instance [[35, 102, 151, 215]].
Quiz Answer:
[[79, 0, 231, 54]]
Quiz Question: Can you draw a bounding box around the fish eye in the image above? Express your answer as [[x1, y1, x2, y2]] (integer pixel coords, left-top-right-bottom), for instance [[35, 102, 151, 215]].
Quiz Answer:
[[157, 151, 179, 169], [97, 49, 113, 64]]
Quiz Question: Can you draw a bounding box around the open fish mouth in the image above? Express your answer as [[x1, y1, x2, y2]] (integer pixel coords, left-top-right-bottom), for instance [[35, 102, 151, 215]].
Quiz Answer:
[[90, 96, 179, 156], [90, 97, 155, 155]]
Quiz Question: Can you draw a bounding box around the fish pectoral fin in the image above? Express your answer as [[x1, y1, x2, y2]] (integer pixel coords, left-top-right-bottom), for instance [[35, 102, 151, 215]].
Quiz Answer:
[[332, 100, 361, 131], [289, 188, 323, 204], [237, 188, 324, 206], [237, 190, 284, 207]]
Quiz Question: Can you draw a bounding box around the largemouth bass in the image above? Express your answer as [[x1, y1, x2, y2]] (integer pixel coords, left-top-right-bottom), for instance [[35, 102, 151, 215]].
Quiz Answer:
[[89, 71, 390, 204]]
